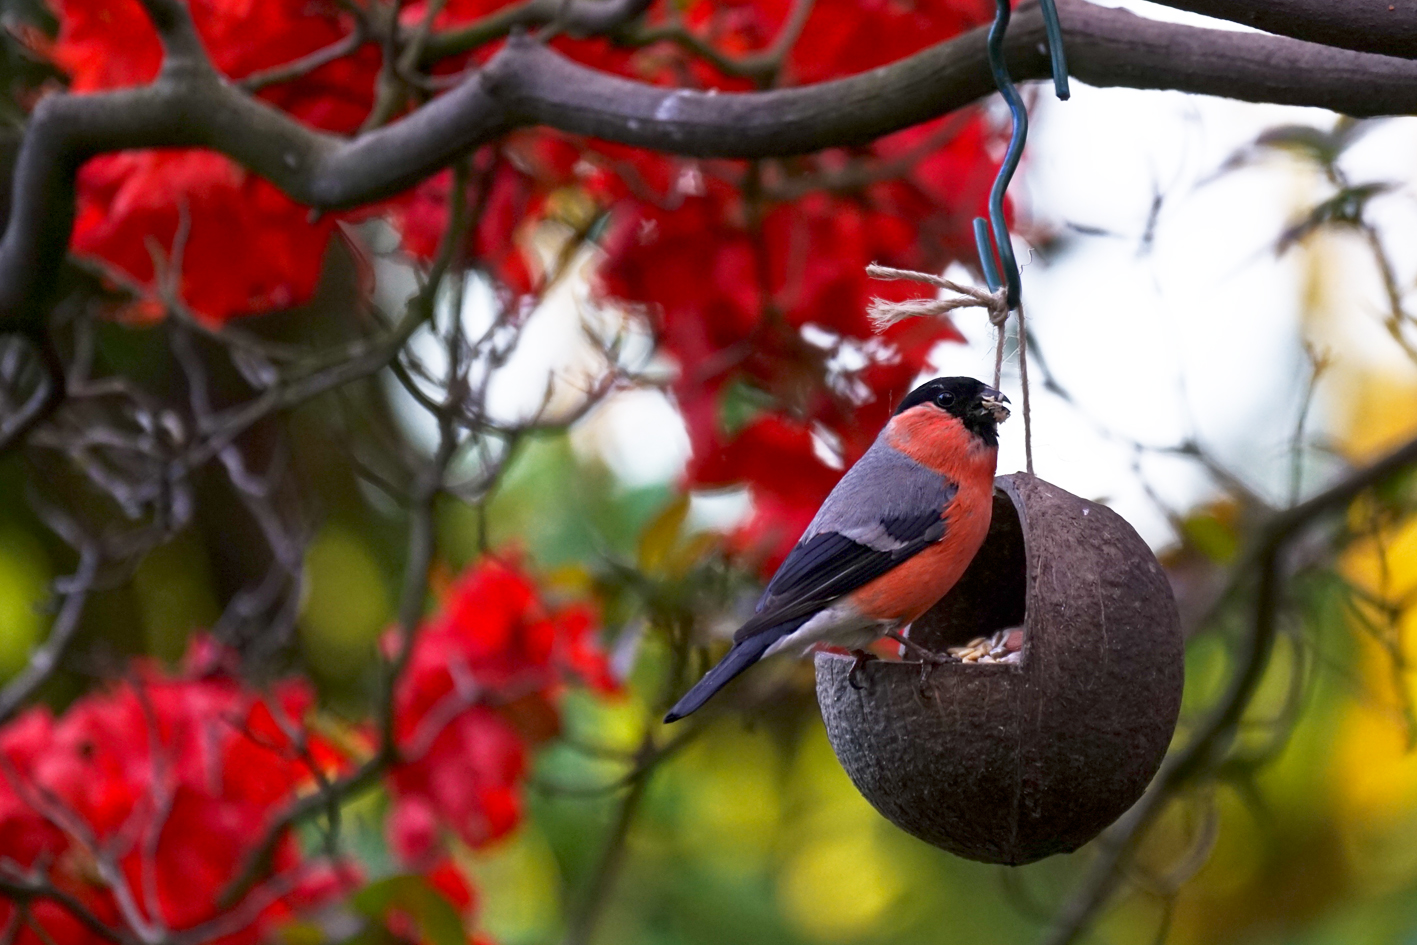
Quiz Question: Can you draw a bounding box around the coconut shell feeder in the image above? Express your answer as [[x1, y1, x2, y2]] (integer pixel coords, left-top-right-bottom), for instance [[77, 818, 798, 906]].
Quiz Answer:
[[815, 473, 1184, 865]]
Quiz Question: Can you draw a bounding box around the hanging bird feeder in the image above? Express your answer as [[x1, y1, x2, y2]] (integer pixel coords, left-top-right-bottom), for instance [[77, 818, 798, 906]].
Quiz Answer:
[[815, 473, 1183, 864], [832, 0, 1184, 864]]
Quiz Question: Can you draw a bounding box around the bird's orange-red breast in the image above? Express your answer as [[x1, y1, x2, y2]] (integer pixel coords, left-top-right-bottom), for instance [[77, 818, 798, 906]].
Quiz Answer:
[[848, 408, 999, 623]]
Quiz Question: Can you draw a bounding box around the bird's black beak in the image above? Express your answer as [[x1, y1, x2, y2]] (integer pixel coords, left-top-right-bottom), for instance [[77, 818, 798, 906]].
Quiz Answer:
[[979, 387, 1011, 423]]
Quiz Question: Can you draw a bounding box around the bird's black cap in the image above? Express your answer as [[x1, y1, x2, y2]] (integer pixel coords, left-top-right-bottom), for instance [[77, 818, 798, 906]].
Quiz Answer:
[[894, 376, 1010, 447]]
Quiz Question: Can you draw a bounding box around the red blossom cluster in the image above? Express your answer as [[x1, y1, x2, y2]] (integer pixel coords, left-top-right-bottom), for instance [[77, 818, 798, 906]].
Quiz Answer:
[[387, 555, 613, 864], [0, 556, 610, 945], [0, 641, 355, 945], [43, 0, 999, 569], [585, 0, 998, 568], [48, 0, 381, 322]]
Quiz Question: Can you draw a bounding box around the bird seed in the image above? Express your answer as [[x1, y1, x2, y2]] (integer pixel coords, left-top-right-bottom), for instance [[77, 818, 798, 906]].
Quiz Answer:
[[947, 627, 1023, 664]]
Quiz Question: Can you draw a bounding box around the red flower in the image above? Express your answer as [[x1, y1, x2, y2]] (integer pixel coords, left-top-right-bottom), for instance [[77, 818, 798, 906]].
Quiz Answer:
[[388, 706, 527, 862], [72, 151, 339, 323], [595, 143, 979, 571], [44, 0, 1002, 559], [556, 0, 998, 572], [388, 153, 545, 295], [387, 556, 613, 863], [46, 0, 379, 323], [425, 858, 478, 916], [690, 414, 846, 571], [0, 638, 355, 945]]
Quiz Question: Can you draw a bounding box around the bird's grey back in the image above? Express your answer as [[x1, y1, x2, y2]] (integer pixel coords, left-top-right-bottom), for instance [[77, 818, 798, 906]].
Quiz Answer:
[[803, 439, 958, 552]]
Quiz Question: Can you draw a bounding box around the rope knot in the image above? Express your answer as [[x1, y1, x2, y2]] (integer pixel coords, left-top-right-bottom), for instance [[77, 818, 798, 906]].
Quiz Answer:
[[864, 264, 1008, 332], [864, 262, 1032, 475]]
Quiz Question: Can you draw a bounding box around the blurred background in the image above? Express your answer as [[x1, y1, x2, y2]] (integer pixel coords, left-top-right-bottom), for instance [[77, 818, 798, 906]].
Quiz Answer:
[[4, 0, 1417, 943]]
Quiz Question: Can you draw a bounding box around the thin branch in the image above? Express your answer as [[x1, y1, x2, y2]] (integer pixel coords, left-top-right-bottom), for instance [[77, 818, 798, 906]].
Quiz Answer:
[[0, 868, 137, 945], [239, 28, 367, 92], [219, 159, 476, 907], [624, 0, 815, 82], [0, 339, 58, 452], [534, 718, 703, 797], [132, 0, 209, 67], [0, 542, 99, 724], [216, 753, 389, 910], [559, 730, 656, 945], [418, 0, 654, 61], [1289, 342, 1330, 505]]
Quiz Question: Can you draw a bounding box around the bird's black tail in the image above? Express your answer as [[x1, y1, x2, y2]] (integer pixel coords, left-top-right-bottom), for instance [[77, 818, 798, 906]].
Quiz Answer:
[[663, 633, 778, 723]]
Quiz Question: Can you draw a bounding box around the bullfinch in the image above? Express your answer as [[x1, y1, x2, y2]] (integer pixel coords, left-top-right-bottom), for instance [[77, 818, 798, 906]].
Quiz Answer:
[[664, 376, 1010, 723]]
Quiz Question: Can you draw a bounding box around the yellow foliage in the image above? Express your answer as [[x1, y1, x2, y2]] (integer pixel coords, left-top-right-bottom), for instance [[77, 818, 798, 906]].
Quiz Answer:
[[1336, 371, 1417, 460], [459, 827, 563, 944], [1330, 371, 1417, 893], [0, 528, 48, 681], [299, 526, 393, 681], [673, 728, 783, 874], [777, 832, 907, 942], [1330, 659, 1417, 900]]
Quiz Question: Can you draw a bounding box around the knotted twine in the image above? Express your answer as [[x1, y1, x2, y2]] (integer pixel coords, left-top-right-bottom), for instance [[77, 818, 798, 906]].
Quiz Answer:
[[866, 263, 1034, 475]]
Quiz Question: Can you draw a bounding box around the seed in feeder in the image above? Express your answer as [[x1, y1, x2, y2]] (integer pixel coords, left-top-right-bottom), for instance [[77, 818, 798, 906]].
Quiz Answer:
[[948, 627, 1023, 664]]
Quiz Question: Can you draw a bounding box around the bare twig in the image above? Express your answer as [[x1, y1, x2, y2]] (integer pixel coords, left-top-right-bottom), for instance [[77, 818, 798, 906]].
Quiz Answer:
[[239, 27, 368, 92], [559, 729, 657, 945], [623, 0, 815, 83], [0, 541, 98, 725], [0, 866, 137, 945], [419, 0, 654, 61], [1289, 342, 1331, 505]]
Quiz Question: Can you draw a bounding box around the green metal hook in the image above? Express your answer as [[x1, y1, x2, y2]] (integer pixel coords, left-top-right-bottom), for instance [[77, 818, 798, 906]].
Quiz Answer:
[[973, 0, 1069, 308]]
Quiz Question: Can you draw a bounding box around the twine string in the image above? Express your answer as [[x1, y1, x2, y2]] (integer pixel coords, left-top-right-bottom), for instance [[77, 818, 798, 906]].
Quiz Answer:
[[992, 321, 1006, 390], [867, 262, 1034, 475], [1016, 298, 1034, 475], [866, 264, 1007, 330]]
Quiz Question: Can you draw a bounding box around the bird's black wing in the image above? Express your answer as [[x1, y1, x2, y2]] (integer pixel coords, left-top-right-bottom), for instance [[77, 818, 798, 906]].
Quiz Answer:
[[731, 509, 946, 644]]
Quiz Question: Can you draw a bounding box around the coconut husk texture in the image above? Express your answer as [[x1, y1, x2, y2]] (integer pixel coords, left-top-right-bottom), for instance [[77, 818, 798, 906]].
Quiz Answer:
[[815, 473, 1184, 865]]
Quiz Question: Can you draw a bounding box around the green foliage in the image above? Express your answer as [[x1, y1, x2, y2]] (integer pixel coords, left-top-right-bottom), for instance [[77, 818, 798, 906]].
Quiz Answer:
[[351, 875, 467, 945], [717, 379, 775, 438], [133, 535, 220, 661]]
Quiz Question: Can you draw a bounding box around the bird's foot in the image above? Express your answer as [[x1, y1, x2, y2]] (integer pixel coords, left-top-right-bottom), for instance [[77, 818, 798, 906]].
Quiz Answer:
[[847, 649, 878, 690], [884, 629, 957, 666], [884, 630, 958, 697]]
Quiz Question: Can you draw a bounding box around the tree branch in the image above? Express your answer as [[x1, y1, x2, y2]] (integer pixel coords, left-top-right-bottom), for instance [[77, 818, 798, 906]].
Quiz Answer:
[[1147, 0, 1417, 61], [6, 0, 1417, 333], [133, 0, 209, 66]]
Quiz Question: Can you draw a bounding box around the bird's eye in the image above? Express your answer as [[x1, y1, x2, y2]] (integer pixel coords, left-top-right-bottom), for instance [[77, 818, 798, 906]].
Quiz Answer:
[[934, 390, 956, 409]]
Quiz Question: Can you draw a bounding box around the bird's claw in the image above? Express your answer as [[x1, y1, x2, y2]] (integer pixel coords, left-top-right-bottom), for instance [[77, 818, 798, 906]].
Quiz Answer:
[[847, 649, 877, 690], [883, 629, 957, 699], [912, 649, 959, 698]]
